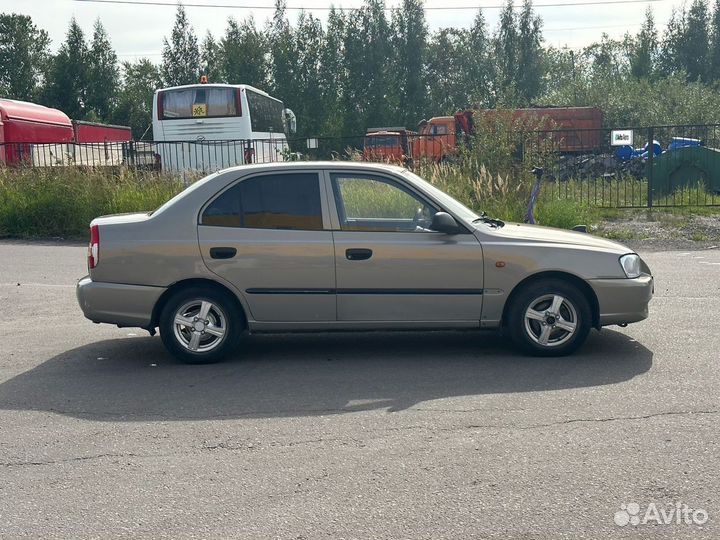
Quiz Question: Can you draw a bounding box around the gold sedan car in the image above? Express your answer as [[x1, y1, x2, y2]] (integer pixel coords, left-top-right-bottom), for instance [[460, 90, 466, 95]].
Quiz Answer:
[[77, 162, 653, 363]]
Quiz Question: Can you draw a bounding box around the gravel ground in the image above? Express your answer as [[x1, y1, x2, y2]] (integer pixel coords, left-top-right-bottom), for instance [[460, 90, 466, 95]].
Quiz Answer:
[[596, 210, 720, 250]]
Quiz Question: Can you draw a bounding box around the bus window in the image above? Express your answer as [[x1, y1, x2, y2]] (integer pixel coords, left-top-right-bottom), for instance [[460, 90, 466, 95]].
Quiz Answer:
[[161, 88, 238, 119], [246, 90, 285, 133]]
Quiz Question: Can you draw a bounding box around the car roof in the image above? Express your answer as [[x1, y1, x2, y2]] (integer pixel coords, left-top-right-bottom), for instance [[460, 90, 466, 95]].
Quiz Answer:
[[216, 161, 407, 176]]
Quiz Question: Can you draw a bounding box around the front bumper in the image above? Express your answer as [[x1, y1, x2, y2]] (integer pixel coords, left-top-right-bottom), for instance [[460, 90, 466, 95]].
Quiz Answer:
[[589, 274, 654, 327], [76, 276, 166, 328]]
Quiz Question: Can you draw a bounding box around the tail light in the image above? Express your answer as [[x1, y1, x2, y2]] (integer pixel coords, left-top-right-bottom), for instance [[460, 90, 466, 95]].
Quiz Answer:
[[157, 91, 164, 119], [88, 224, 100, 269]]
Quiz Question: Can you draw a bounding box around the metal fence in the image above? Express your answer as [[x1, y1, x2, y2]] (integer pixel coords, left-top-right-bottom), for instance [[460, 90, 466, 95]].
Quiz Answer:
[[523, 124, 720, 208], [2, 124, 720, 208]]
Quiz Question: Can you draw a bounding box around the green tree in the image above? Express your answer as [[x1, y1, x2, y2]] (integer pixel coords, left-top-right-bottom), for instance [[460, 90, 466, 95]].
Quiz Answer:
[[200, 31, 222, 82], [658, 8, 685, 76], [710, 0, 720, 80], [682, 0, 710, 81], [293, 12, 324, 136], [86, 19, 119, 121], [0, 14, 50, 101], [494, 0, 518, 104], [43, 17, 89, 120], [426, 28, 470, 114], [267, 0, 295, 98], [629, 7, 658, 79], [318, 7, 346, 137], [221, 16, 269, 87], [161, 4, 200, 86], [390, 0, 427, 127], [466, 10, 493, 108], [354, 0, 392, 128], [112, 58, 162, 139], [516, 0, 543, 104]]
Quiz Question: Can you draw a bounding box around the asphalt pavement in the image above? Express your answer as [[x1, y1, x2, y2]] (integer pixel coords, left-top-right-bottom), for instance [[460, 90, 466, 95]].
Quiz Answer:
[[0, 240, 718, 539]]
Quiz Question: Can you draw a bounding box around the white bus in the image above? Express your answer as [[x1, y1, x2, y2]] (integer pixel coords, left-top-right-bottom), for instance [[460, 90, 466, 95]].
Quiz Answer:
[[152, 82, 296, 172]]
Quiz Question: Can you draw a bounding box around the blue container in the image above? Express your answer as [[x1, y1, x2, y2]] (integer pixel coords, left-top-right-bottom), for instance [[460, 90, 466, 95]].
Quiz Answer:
[[668, 137, 703, 151]]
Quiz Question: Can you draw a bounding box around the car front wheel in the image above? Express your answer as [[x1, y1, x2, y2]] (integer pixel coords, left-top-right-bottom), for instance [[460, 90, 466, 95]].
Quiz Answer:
[[507, 279, 592, 357], [159, 287, 243, 364]]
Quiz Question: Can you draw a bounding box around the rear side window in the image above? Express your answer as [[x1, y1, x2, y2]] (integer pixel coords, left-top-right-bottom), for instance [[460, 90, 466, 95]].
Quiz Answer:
[[201, 173, 323, 230]]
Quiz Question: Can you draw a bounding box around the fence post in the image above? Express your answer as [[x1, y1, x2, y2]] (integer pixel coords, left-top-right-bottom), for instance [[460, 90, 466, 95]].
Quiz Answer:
[[127, 140, 135, 169], [647, 127, 654, 208]]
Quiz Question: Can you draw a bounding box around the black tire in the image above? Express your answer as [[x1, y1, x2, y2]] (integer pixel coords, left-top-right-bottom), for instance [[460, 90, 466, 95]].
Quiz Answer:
[[159, 286, 244, 364], [507, 279, 592, 357]]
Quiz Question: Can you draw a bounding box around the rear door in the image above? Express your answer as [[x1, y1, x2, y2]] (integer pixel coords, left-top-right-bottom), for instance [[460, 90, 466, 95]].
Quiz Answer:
[[198, 171, 336, 323], [327, 171, 484, 323]]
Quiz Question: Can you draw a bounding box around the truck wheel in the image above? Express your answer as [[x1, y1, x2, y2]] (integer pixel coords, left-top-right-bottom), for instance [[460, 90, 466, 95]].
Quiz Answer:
[[507, 279, 591, 357], [159, 286, 243, 364]]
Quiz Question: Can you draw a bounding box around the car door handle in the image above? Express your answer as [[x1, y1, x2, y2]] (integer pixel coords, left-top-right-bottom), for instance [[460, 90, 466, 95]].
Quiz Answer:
[[209, 247, 237, 259], [346, 248, 373, 261]]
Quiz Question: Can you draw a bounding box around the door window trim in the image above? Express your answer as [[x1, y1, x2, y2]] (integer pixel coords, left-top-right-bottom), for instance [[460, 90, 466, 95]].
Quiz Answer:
[[198, 171, 333, 231]]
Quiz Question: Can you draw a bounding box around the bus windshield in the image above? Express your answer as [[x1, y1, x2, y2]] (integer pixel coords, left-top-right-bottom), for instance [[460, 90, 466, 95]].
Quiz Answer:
[[161, 87, 238, 119]]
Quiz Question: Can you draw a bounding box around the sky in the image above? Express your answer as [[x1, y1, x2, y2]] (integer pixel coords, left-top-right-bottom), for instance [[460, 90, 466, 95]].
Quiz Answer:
[[5, 0, 682, 61]]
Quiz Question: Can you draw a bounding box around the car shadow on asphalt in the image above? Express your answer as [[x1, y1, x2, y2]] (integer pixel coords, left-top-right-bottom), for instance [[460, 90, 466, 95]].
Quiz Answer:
[[0, 329, 652, 421]]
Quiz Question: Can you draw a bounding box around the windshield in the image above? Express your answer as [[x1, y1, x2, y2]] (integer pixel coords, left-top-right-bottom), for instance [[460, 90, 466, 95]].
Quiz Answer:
[[365, 135, 401, 148], [401, 170, 481, 224]]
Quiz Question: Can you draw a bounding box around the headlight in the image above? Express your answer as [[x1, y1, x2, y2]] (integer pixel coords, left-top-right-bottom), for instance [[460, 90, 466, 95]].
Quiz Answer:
[[620, 254, 642, 278]]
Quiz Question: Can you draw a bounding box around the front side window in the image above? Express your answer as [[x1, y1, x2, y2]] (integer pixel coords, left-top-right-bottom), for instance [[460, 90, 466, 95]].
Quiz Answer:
[[432, 124, 448, 135], [331, 174, 437, 232], [161, 87, 238, 119], [202, 173, 323, 230]]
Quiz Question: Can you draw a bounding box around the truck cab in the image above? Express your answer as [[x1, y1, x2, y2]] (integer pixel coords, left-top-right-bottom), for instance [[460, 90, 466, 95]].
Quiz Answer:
[[363, 128, 415, 164], [414, 113, 476, 163]]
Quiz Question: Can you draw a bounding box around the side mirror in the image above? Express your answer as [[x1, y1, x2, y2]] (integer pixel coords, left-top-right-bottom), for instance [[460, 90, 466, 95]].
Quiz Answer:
[[430, 211, 460, 234], [283, 108, 297, 134]]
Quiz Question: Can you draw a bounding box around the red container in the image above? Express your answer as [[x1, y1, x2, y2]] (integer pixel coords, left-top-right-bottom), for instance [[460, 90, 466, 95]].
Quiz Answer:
[[73, 121, 132, 143], [0, 99, 73, 165], [481, 107, 604, 153]]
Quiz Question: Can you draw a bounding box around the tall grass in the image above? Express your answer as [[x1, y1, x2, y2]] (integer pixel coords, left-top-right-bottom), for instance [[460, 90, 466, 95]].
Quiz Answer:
[[0, 167, 185, 238], [1, 162, 715, 239]]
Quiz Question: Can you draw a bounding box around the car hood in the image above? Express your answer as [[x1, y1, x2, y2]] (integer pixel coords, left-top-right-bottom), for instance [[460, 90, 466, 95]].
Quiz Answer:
[[482, 222, 632, 254]]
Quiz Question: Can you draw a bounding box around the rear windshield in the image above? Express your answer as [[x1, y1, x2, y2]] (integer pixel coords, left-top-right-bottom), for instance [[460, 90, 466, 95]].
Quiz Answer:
[[161, 87, 238, 119]]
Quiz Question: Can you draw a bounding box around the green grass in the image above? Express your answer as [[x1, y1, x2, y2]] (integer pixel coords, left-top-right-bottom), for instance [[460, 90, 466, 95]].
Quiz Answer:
[[0, 164, 718, 239], [0, 167, 184, 238]]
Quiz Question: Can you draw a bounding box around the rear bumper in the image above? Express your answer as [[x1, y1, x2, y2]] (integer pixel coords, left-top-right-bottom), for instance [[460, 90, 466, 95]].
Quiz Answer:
[[76, 276, 166, 328], [589, 274, 654, 327]]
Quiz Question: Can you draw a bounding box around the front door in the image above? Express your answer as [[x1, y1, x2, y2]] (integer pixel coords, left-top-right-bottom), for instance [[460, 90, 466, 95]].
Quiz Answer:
[[328, 172, 484, 323], [198, 171, 335, 323]]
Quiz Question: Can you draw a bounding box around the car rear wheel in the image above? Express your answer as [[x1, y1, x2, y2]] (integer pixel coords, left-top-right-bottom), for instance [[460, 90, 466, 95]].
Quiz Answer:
[[159, 287, 243, 364], [507, 279, 591, 357]]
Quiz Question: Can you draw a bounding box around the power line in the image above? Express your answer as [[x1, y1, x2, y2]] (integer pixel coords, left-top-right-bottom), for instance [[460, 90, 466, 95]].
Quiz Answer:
[[72, 0, 669, 11]]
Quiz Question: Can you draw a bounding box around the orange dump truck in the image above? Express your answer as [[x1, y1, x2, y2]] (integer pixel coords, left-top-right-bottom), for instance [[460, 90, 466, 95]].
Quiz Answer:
[[414, 107, 604, 163], [363, 128, 415, 164]]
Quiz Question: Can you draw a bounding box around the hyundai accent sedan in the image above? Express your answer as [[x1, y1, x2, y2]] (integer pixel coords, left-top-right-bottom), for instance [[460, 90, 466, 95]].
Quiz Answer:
[[76, 162, 653, 363]]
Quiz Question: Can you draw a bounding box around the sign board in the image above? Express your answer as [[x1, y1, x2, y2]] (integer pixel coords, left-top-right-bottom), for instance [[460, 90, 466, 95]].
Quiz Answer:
[[192, 103, 207, 117], [306, 138, 319, 149], [611, 130, 633, 146]]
